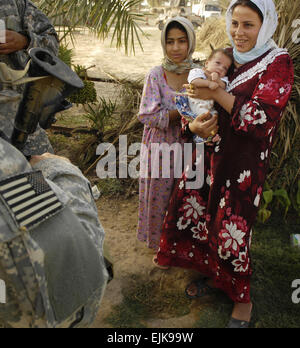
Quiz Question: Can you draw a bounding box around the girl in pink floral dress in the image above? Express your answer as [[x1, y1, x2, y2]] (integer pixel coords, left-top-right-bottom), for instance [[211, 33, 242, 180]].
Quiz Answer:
[[157, 0, 294, 327], [137, 17, 200, 258]]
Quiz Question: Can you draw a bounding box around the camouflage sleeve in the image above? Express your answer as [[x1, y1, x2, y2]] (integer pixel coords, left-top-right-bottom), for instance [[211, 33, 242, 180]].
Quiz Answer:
[[0, 138, 105, 253], [0, 137, 32, 178], [0, 140, 107, 328], [31, 157, 108, 328], [22, 1, 59, 56], [31, 158, 105, 253]]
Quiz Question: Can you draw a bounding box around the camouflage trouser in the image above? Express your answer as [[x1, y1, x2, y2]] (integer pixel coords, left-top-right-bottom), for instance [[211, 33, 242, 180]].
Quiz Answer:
[[0, 89, 53, 157]]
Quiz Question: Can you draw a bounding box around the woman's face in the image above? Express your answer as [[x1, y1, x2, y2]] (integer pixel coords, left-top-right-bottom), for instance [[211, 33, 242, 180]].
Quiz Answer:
[[230, 5, 263, 53], [165, 28, 189, 64]]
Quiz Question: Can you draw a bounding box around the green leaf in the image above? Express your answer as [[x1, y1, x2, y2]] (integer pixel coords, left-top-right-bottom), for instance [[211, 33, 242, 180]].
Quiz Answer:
[[273, 188, 291, 216], [297, 180, 300, 207], [258, 208, 272, 223], [263, 190, 273, 205]]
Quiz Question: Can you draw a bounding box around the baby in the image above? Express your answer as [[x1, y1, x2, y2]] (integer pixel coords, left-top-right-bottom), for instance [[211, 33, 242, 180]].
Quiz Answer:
[[188, 48, 233, 122]]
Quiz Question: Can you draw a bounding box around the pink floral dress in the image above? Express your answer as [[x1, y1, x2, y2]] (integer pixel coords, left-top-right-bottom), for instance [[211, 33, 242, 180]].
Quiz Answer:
[[157, 48, 294, 303], [137, 65, 186, 250]]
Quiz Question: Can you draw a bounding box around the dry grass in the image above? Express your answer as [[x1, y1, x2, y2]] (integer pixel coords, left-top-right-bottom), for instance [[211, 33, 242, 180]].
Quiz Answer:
[[195, 16, 230, 56], [104, 274, 191, 328], [83, 76, 144, 176]]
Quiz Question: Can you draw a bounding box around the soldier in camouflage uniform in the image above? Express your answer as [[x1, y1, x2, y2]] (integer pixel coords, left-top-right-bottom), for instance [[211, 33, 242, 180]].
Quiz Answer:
[[0, 121, 109, 328], [0, 2, 109, 327], [0, 0, 59, 155]]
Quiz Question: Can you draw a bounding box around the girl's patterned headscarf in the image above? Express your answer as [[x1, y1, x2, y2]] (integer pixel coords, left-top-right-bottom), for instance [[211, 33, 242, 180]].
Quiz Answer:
[[161, 16, 198, 74], [226, 0, 278, 64]]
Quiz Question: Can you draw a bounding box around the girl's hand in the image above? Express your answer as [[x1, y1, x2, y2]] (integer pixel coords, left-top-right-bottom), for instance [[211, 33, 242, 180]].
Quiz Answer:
[[189, 112, 219, 139]]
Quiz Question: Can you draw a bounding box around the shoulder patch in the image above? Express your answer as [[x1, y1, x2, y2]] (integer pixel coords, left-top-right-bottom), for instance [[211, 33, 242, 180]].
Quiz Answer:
[[0, 171, 63, 230]]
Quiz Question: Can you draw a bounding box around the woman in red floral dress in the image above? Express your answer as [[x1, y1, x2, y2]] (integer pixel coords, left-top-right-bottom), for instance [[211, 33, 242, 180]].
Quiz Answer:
[[157, 0, 294, 328]]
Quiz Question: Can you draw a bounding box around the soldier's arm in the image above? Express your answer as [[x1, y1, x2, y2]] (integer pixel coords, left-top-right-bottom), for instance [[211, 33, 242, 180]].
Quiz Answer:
[[21, 0, 59, 56], [0, 143, 107, 328], [0, 147, 105, 252], [30, 153, 105, 252]]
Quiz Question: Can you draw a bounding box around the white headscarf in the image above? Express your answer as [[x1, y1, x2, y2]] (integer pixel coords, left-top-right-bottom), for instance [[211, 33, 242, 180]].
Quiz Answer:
[[226, 0, 278, 64], [161, 16, 198, 74]]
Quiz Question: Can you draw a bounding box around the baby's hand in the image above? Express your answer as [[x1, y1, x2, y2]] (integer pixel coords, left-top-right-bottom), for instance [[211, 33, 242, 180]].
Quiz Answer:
[[211, 72, 219, 82], [208, 81, 219, 90]]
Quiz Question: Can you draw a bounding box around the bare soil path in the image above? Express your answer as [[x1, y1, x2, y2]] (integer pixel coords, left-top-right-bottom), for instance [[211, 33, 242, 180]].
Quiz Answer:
[[90, 196, 205, 329]]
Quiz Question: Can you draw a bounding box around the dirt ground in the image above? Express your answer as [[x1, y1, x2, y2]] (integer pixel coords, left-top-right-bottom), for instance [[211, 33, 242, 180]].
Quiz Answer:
[[91, 196, 204, 328], [63, 26, 208, 328]]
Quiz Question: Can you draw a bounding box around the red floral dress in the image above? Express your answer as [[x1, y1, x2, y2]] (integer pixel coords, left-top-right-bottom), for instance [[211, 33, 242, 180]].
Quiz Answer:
[[157, 48, 294, 303]]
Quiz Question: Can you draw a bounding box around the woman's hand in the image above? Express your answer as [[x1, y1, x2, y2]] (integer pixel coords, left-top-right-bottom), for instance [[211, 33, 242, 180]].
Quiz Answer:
[[183, 84, 215, 101], [184, 83, 236, 114], [189, 112, 219, 139]]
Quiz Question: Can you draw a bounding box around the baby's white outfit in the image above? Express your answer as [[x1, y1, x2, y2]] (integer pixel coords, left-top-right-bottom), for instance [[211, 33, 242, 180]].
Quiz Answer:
[[187, 68, 229, 117]]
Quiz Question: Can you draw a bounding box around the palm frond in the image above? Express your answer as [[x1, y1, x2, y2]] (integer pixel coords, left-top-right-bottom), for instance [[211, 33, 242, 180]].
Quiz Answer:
[[269, 0, 300, 190], [33, 0, 145, 54], [274, 0, 300, 101]]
